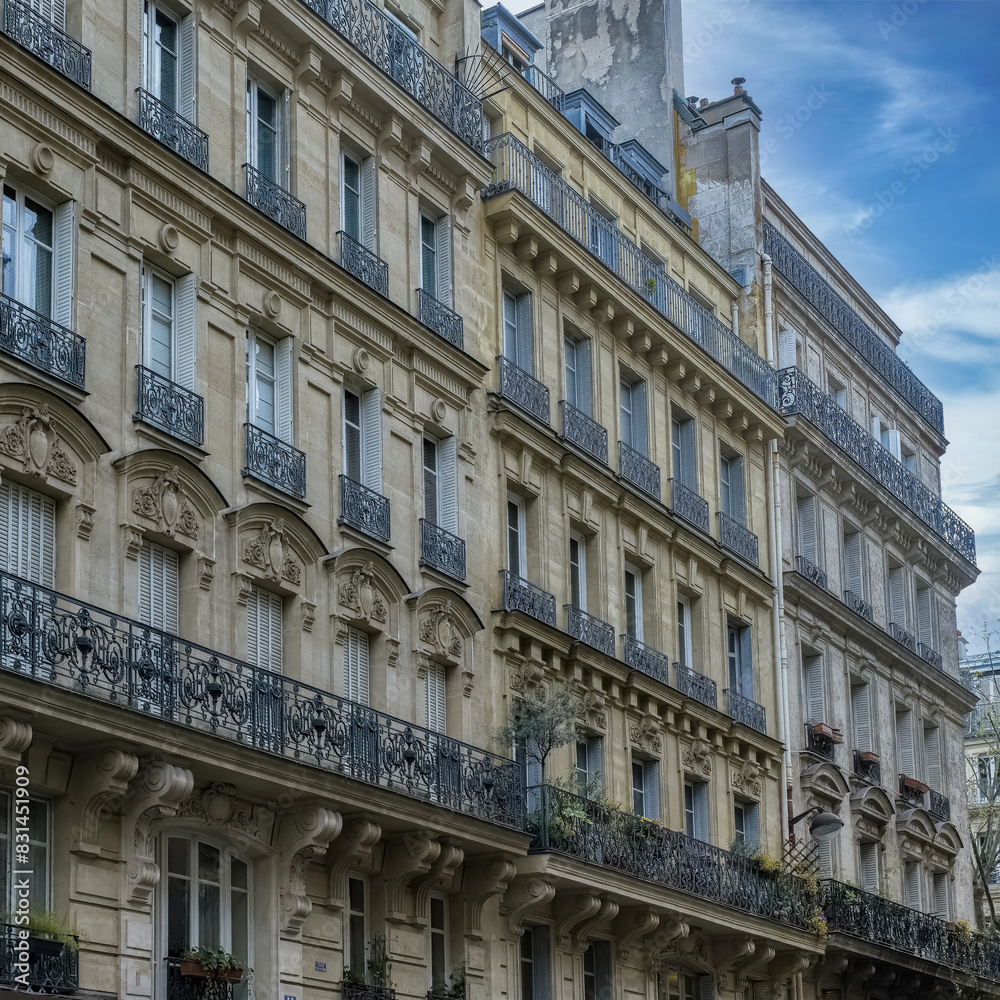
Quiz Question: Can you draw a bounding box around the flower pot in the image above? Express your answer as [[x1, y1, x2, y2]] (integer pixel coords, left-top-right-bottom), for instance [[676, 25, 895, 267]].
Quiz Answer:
[[901, 776, 930, 794], [28, 936, 65, 958], [180, 960, 209, 978], [859, 752, 880, 763]]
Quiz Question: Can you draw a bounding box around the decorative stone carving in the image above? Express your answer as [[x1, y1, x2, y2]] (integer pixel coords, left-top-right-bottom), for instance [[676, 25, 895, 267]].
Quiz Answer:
[[0, 715, 32, 765], [122, 524, 145, 560], [175, 783, 276, 846], [582, 689, 607, 731], [75, 502, 96, 540], [353, 347, 370, 373], [131, 467, 199, 539], [503, 877, 556, 936], [412, 841, 465, 919], [31, 143, 55, 176], [731, 759, 763, 799], [301, 600, 317, 632], [509, 656, 545, 693], [430, 398, 447, 423], [715, 936, 756, 992], [242, 519, 301, 584], [0, 406, 77, 483], [682, 738, 713, 777], [465, 855, 517, 932], [278, 805, 343, 934], [614, 909, 659, 961], [339, 562, 387, 624], [629, 715, 662, 755], [263, 290, 282, 319], [158, 223, 180, 253], [384, 831, 442, 922], [197, 557, 215, 591], [327, 818, 382, 908], [73, 747, 139, 851], [419, 602, 463, 659]]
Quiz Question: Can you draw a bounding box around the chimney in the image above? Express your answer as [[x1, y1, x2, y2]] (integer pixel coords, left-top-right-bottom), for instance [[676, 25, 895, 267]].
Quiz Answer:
[[731, 76, 746, 96]]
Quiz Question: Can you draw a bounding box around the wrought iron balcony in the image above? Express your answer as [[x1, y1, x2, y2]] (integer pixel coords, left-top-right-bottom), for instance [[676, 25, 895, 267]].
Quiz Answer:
[[843, 589, 874, 624], [619, 441, 661, 500], [821, 879, 1000, 981], [243, 423, 306, 499], [527, 785, 814, 928], [299, 0, 483, 153], [965, 700, 1000, 738], [2, 0, 92, 89], [889, 621, 917, 654], [565, 606, 615, 657], [135, 365, 204, 447], [560, 401, 608, 464], [669, 479, 710, 532], [338, 230, 388, 296], [918, 642, 943, 671], [604, 145, 692, 236], [778, 369, 975, 566], [417, 288, 463, 349], [805, 723, 838, 761], [764, 221, 943, 434], [623, 635, 670, 684], [0, 570, 523, 828], [340, 475, 390, 543], [520, 64, 565, 111], [795, 554, 828, 590], [136, 89, 209, 171], [853, 751, 881, 786], [166, 958, 235, 1000], [675, 663, 717, 710], [420, 518, 465, 581], [342, 984, 396, 1000], [500, 571, 557, 627], [498, 356, 550, 424], [717, 512, 759, 566], [898, 774, 927, 809], [725, 689, 766, 734], [0, 922, 79, 994], [244, 163, 306, 239], [928, 788, 950, 822], [0, 291, 86, 389], [484, 134, 778, 410]]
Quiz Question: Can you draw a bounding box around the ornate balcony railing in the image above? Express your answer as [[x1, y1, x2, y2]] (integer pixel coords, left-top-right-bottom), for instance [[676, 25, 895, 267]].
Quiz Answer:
[[919, 642, 943, 671], [500, 571, 556, 627], [604, 145, 692, 236], [928, 789, 950, 822], [821, 879, 1000, 982], [136, 89, 209, 171], [166, 958, 234, 1000], [764, 221, 944, 434], [619, 442, 661, 500], [338, 230, 389, 296], [498, 356, 550, 424], [565, 606, 615, 657], [0, 570, 523, 828], [2, 0, 92, 89], [965, 700, 1000, 738], [889, 621, 917, 654], [669, 479, 710, 532], [528, 785, 813, 928], [718, 512, 759, 566], [135, 365, 204, 447], [244, 163, 307, 239], [299, 0, 483, 153], [560, 401, 608, 464], [623, 635, 670, 685], [898, 775, 927, 809], [725, 689, 766, 734], [795, 554, 828, 590], [420, 519, 465, 580], [340, 475, 390, 543], [805, 723, 837, 761], [0, 923, 79, 994], [520, 64, 564, 111], [416, 288, 463, 349], [0, 291, 86, 389], [675, 663, 717, 710], [342, 984, 396, 1000], [853, 751, 881, 786], [243, 423, 306, 499], [843, 589, 874, 624], [778, 367, 974, 565], [484, 134, 778, 409]]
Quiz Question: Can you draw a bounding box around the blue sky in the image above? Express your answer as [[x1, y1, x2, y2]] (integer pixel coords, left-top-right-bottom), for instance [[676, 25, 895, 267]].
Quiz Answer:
[[495, 0, 1000, 651]]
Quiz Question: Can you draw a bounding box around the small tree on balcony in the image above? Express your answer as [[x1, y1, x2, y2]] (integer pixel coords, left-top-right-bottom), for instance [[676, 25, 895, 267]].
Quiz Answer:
[[495, 683, 578, 784]]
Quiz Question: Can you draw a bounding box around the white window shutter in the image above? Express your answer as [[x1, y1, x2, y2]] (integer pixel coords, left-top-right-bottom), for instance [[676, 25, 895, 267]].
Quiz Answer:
[[815, 837, 833, 878], [896, 710, 915, 777], [745, 803, 760, 846], [52, 200, 75, 329], [279, 90, 291, 192], [361, 388, 382, 493], [739, 626, 754, 701], [178, 14, 197, 123], [695, 784, 709, 841], [643, 761, 660, 819], [438, 436, 458, 535], [275, 337, 293, 443], [361, 156, 377, 251], [932, 872, 949, 919], [425, 662, 447, 733], [346, 627, 370, 704], [0, 482, 56, 588], [925, 726, 942, 789], [681, 419, 697, 489], [804, 654, 824, 724], [844, 532, 864, 597], [138, 542, 179, 633], [886, 429, 902, 461], [516, 294, 533, 374], [777, 328, 796, 369], [248, 587, 282, 673], [852, 685, 873, 754], [174, 272, 197, 391], [435, 215, 452, 307], [859, 842, 879, 893], [532, 925, 550, 1000], [576, 339, 592, 417], [888, 567, 906, 627], [904, 862, 921, 909], [798, 495, 817, 564], [916, 587, 933, 647]]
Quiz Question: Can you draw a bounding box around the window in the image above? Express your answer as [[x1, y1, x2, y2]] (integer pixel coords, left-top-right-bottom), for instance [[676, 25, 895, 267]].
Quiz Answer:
[[843, 530, 864, 599], [932, 871, 950, 920], [346, 876, 367, 978], [777, 327, 796, 369], [502, 42, 527, 72], [247, 586, 282, 673], [733, 800, 760, 847], [797, 494, 819, 566], [344, 627, 370, 704], [138, 541, 179, 633], [2, 184, 73, 324], [814, 837, 834, 879], [0, 481, 56, 588], [341, 151, 376, 250], [903, 861, 922, 909], [851, 684, 873, 755], [684, 781, 709, 841], [569, 533, 586, 610], [247, 78, 288, 187], [887, 564, 907, 628], [901, 443, 917, 474], [677, 597, 692, 668], [142, 267, 196, 388], [143, 1, 196, 120], [343, 388, 382, 493], [827, 373, 847, 410], [620, 376, 648, 455], [624, 565, 642, 640], [671, 414, 697, 489], [977, 755, 997, 804], [429, 895, 448, 992], [858, 841, 880, 894], [727, 622, 753, 699], [587, 198, 617, 267], [423, 436, 458, 534], [246, 330, 292, 441], [803, 653, 824, 724], [575, 737, 603, 796], [632, 759, 660, 820], [924, 725, 942, 790], [0, 790, 49, 912], [719, 450, 746, 525], [564, 335, 592, 415], [915, 585, 935, 650], [425, 662, 446, 735], [502, 288, 533, 373], [507, 494, 527, 579], [520, 924, 550, 1000], [896, 709, 915, 777], [582, 940, 611, 1000], [420, 212, 453, 306], [873, 415, 901, 460], [657, 968, 701, 1000]]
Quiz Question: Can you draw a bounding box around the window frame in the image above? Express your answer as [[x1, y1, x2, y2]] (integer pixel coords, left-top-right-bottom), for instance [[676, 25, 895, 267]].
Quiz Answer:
[[676, 596, 692, 668], [569, 531, 586, 611], [684, 780, 709, 842], [2, 183, 56, 318], [428, 892, 449, 992], [0, 789, 51, 913], [507, 493, 527, 580], [624, 564, 643, 641], [246, 76, 284, 185], [0, 480, 57, 589], [345, 874, 368, 979]]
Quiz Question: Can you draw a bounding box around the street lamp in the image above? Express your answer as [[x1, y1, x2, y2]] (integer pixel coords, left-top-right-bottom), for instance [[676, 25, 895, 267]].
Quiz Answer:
[[789, 804, 844, 843]]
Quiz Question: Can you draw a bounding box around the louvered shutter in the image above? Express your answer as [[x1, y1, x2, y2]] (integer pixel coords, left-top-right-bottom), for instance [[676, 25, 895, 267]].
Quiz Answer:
[[798, 495, 817, 564], [745, 803, 760, 846], [532, 925, 550, 1000], [346, 627, 370, 704], [815, 837, 833, 878], [436, 215, 452, 307], [425, 662, 446, 733], [275, 337, 293, 443], [174, 272, 197, 391], [361, 156, 377, 251], [644, 761, 660, 819], [178, 13, 197, 123], [844, 532, 864, 597], [730, 455, 746, 525], [632, 380, 648, 456], [904, 862, 921, 909], [916, 587, 933, 647], [32, 0, 65, 30], [361, 388, 382, 493], [695, 784, 709, 841], [593, 941, 611, 995], [438, 436, 458, 534], [138, 542, 179, 633], [0, 482, 56, 588], [248, 587, 282, 673], [852, 685, 873, 754], [681, 419, 697, 489], [516, 294, 533, 374], [932, 872, 949, 919], [925, 726, 942, 789], [896, 711, 915, 777], [859, 842, 879, 893], [588, 738, 604, 789], [739, 626, 754, 701], [52, 200, 74, 329], [777, 327, 795, 369], [576, 339, 592, 416], [279, 90, 291, 192], [888, 567, 906, 627], [698, 974, 716, 1000], [804, 654, 824, 724], [886, 429, 902, 460]]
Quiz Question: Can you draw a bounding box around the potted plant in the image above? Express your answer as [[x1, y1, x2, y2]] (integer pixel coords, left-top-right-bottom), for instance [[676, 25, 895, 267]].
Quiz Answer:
[[811, 722, 844, 744], [428, 964, 467, 1000], [11, 912, 80, 956], [180, 947, 247, 984]]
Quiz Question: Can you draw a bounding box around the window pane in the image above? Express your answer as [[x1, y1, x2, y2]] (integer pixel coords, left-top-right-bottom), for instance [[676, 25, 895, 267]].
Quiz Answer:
[[167, 873, 190, 956], [255, 89, 278, 180], [198, 881, 221, 949], [343, 158, 360, 240], [349, 913, 366, 973], [168, 837, 189, 875]]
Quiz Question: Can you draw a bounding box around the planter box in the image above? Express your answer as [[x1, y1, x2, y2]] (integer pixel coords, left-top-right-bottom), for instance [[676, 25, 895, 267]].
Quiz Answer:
[[811, 723, 844, 743], [179, 960, 243, 983], [901, 776, 930, 794], [28, 936, 66, 957], [859, 752, 880, 763]]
